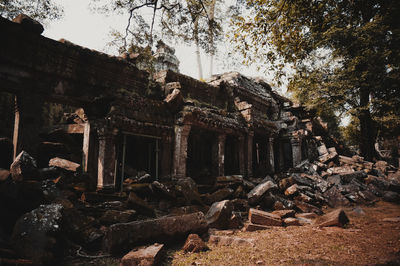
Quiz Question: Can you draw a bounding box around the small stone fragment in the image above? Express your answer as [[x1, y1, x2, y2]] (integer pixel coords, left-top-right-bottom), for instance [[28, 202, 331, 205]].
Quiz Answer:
[[182, 234, 209, 253], [248, 208, 282, 226], [120, 243, 164, 266], [316, 209, 349, 227]]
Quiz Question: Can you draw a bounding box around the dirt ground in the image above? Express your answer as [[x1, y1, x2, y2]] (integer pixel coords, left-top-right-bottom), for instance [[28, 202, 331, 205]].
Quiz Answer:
[[170, 201, 400, 266]]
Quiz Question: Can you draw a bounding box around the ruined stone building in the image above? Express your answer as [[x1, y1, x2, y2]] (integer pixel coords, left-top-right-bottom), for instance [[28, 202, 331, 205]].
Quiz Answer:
[[0, 15, 318, 191]]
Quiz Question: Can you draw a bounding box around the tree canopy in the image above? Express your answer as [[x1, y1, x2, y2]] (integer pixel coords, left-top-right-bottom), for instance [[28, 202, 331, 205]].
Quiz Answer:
[[0, 0, 63, 22], [231, 0, 400, 161]]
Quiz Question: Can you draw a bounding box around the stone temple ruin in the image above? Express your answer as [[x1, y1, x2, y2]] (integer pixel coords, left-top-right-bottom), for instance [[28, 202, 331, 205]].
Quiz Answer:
[[0, 15, 316, 191], [1, 15, 399, 265]]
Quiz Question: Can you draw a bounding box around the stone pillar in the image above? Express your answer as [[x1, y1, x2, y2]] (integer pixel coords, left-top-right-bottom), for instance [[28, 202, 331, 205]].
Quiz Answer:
[[238, 135, 246, 176], [217, 134, 226, 176], [246, 131, 254, 178], [173, 124, 191, 178], [290, 137, 302, 167], [13, 93, 44, 159], [267, 137, 275, 174], [160, 134, 173, 178], [97, 127, 117, 190], [82, 122, 90, 172]]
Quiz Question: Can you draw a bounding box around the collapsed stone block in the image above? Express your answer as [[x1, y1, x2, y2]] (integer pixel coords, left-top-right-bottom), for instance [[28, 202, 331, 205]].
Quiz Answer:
[[103, 212, 208, 254], [120, 243, 164, 266]]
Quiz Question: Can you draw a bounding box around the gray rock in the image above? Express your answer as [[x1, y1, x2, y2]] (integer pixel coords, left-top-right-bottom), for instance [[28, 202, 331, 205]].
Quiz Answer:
[[247, 180, 277, 205], [205, 200, 234, 229], [11, 204, 63, 265]]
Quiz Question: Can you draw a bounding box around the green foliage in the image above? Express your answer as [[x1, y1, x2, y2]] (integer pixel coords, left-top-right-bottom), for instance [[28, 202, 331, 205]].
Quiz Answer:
[[231, 0, 400, 159], [0, 0, 63, 23]]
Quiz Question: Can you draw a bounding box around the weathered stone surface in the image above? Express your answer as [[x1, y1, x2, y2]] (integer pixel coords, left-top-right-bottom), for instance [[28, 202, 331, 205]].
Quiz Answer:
[[244, 222, 270, 232], [323, 186, 350, 208], [208, 235, 255, 247], [247, 180, 277, 204], [120, 243, 164, 266], [11, 204, 63, 265], [205, 200, 234, 229], [295, 212, 318, 219], [340, 171, 367, 184], [127, 192, 156, 217], [382, 191, 400, 202], [316, 209, 349, 228], [100, 210, 136, 225], [283, 217, 301, 226], [151, 181, 175, 200], [103, 212, 208, 254], [204, 188, 234, 205], [248, 208, 282, 226], [271, 209, 295, 219], [164, 88, 184, 112], [176, 177, 203, 205], [285, 184, 299, 196], [294, 200, 322, 215], [182, 234, 209, 253], [10, 151, 38, 181], [0, 168, 10, 181], [327, 175, 341, 186], [62, 208, 103, 248], [49, 157, 81, 172]]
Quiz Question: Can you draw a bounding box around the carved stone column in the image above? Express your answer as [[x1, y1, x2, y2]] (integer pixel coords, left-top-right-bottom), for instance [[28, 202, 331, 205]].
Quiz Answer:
[[217, 134, 226, 176], [13, 93, 44, 159], [97, 127, 117, 190], [82, 122, 90, 173], [173, 124, 191, 178], [246, 131, 254, 178], [290, 137, 302, 167], [267, 137, 275, 174]]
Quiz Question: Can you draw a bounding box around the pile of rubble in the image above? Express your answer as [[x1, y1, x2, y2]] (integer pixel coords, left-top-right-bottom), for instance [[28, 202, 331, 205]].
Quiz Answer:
[[0, 143, 399, 264]]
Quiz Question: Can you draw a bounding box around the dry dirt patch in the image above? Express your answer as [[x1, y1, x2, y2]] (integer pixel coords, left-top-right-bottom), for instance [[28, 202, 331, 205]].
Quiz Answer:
[[171, 201, 400, 265]]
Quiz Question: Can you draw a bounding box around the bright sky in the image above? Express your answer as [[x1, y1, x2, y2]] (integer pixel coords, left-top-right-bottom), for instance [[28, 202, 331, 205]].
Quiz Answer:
[[43, 0, 267, 82]]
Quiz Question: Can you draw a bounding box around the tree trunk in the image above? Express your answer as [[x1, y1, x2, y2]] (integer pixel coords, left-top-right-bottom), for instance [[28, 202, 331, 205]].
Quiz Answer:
[[194, 18, 203, 80], [358, 88, 376, 161], [208, 0, 217, 77]]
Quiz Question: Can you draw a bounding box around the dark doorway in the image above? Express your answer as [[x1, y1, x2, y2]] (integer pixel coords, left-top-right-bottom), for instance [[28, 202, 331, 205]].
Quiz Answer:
[[118, 134, 159, 183], [225, 135, 240, 175], [252, 134, 268, 177], [187, 128, 216, 184]]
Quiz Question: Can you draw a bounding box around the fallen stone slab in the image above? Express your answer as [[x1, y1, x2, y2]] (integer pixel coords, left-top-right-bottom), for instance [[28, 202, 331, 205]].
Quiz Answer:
[[316, 209, 349, 228], [208, 235, 255, 247], [247, 179, 277, 205], [340, 171, 367, 184], [271, 209, 295, 219], [244, 222, 270, 232], [294, 200, 322, 215], [295, 212, 318, 219], [283, 217, 301, 226], [182, 234, 209, 253], [205, 200, 234, 229], [248, 208, 282, 226], [382, 191, 400, 202], [49, 157, 81, 172], [103, 212, 208, 254], [204, 188, 234, 205], [127, 192, 156, 217], [285, 184, 299, 196], [100, 209, 136, 225], [10, 151, 38, 181], [323, 186, 350, 208], [120, 243, 164, 266]]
